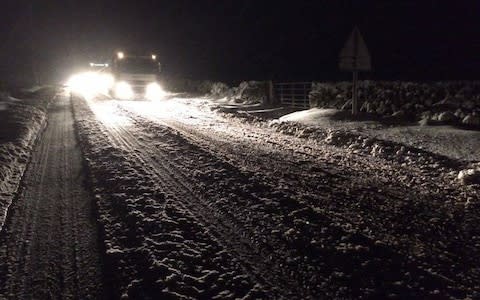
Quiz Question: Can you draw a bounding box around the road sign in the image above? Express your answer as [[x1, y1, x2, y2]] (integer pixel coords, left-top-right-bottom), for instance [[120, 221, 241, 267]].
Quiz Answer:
[[339, 27, 371, 115], [339, 26, 371, 71]]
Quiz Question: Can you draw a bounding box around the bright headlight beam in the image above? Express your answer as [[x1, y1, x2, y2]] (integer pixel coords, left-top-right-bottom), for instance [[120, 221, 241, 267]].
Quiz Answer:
[[115, 81, 134, 100], [100, 73, 114, 90], [66, 71, 114, 99], [145, 82, 165, 100]]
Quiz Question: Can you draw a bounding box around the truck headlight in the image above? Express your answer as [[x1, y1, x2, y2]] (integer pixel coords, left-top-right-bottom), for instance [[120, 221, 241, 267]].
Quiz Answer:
[[67, 72, 115, 99], [145, 82, 165, 100], [115, 82, 133, 99]]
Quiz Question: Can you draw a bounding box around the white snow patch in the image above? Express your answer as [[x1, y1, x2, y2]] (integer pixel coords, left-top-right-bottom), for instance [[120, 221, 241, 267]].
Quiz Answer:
[[279, 108, 340, 124], [0, 90, 54, 231]]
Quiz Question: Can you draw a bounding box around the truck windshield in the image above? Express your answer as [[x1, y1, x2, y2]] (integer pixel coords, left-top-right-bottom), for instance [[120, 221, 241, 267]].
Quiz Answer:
[[116, 58, 158, 74]]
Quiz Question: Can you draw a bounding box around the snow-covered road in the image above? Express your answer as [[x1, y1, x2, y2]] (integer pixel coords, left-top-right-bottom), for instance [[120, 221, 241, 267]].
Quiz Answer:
[[0, 95, 104, 299], [74, 96, 479, 299]]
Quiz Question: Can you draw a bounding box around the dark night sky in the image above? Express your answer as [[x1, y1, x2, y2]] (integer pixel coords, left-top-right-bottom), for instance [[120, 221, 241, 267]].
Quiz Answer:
[[1, 0, 480, 84]]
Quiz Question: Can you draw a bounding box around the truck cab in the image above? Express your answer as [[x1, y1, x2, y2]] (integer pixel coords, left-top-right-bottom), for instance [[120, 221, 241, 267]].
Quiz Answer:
[[111, 51, 163, 100]]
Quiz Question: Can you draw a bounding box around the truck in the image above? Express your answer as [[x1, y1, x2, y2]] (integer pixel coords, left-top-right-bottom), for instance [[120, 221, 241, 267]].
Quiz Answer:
[[110, 51, 164, 100]]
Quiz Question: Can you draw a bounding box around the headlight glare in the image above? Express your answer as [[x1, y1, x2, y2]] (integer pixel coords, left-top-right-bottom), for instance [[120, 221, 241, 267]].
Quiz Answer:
[[67, 71, 113, 99], [145, 82, 165, 100], [115, 82, 134, 100]]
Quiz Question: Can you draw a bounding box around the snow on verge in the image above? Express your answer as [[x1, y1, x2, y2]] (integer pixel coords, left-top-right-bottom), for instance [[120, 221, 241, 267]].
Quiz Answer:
[[0, 89, 55, 231]]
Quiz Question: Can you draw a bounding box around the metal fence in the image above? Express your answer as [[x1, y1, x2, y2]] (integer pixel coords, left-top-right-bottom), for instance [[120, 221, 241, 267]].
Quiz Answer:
[[274, 82, 312, 108]]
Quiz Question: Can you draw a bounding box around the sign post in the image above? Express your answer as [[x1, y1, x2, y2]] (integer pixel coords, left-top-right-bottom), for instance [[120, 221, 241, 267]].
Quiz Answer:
[[352, 70, 358, 114], [339, 26, 371, 115]]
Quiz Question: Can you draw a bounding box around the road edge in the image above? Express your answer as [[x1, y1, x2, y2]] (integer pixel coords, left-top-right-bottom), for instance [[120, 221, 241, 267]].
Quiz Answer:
[[0, 89, 57, 233]]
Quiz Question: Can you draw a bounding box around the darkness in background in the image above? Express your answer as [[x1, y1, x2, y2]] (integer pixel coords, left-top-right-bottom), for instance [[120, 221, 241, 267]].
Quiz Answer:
[[0, 0, 479, 85]]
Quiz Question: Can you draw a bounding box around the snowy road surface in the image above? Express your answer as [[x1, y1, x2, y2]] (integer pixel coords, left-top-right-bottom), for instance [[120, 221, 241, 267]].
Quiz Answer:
[[73, 96, 479, 299], [0, 95, 104, 299], [1, 91, 477, 298]]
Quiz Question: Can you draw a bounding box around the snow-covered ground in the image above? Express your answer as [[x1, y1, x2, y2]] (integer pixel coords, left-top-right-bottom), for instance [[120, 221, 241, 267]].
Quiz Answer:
[[72, 92, 479, 298], [0, 88, 55, 231], [2, 80, 478, 298], [207, 96, 480, 185], [276, 107, 480, 162]]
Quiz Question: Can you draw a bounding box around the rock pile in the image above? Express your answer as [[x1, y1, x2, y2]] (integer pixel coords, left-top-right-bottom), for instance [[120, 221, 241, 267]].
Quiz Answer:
[[309, 81, 480, 127]]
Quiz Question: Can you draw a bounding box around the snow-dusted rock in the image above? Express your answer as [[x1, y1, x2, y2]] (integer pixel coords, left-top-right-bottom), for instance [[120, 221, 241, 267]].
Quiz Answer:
[[395, 146, 406, 156], [458, 168, 480, 185], [421, 111, 433, 119], [371, 143, 384, 157], [454, 109, 466, 119], [341, 99, 352, 111], [433, 94, 460, 109], [437, 111, 456, 122], [462, 114, 480, 126], [418, 111, 433, 126], [360, 100, 371, 112], [391, 110, 405, 117], [376, 101, 387, 115]]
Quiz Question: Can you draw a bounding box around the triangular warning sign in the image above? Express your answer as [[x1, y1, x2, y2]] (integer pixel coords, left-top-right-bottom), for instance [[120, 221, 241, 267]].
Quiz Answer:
[[339, 27, 371, 71]]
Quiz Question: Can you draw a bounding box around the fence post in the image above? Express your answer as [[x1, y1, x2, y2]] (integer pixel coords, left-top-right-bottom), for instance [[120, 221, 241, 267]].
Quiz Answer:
[[280, 84, 284, 105], [266, 80, 275, 105], [304, 83, 308, 108]]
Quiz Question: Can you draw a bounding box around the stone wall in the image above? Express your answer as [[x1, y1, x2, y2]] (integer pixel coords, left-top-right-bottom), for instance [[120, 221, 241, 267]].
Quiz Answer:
[[309, 81, 480, 126]]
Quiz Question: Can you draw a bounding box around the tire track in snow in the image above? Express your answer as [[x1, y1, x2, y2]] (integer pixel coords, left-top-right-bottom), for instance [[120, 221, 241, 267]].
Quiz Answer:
[[92, 105, 293, 297], [119, 99, 478, 267], [115, 99, 477, 298], [0, 95, 104, 299], [76, 98, 271, 298], [84, 100, 465, 298]]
